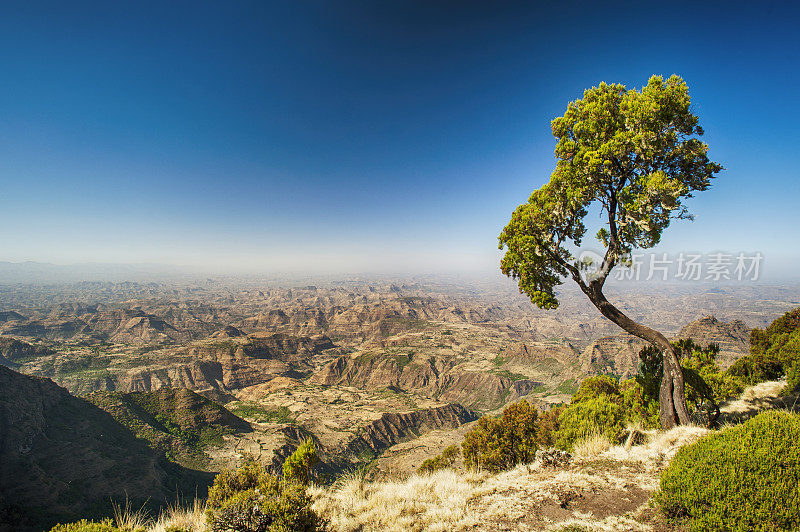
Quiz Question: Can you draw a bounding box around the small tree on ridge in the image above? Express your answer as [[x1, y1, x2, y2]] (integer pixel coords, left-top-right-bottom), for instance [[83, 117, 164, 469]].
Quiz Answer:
[[499, 75, 722, 428]]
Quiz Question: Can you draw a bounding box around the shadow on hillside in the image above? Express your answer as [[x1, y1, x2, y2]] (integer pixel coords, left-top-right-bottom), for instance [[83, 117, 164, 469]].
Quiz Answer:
[[0, 365, 216, 532]]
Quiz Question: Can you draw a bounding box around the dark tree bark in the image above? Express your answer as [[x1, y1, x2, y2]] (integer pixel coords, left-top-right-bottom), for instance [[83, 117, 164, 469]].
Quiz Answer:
[[579, 282, 691, 428], [550, 247, 693, 429]]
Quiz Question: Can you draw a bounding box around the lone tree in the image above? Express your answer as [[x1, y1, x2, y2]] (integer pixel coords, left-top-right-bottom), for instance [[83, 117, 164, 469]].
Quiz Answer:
[[499, 75, 722, 428]]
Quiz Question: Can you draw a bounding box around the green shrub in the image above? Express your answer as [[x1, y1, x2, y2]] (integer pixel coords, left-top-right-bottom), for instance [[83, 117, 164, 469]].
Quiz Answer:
[[462, 399, 538, 472], [533, 406, 563, 448], [657, 411, 800, 531], [569, 374, 659, 428], [417, 444, 460, 474], [783, 361, 800, 396], [570, 375, 619, 404], [750, 308, 800, 365], [727, 354, 783, 386], [209, 483, 318, 532], [734, 307, 800, 391], [207, 457, 272, 510], [554, 395, 625, 450], [619, 378, 659, 428], [206, 457, 321, 532], [282, 438, 319, 485], [48, 520, 128, 532]]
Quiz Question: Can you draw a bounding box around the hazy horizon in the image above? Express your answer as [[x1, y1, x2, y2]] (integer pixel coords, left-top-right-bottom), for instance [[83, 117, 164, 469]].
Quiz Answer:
[[2, 2, 798, 281]]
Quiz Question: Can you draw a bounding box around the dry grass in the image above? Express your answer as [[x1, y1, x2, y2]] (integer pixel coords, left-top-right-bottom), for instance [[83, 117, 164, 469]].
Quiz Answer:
[[720, 379, 787, 414], [148, 499, 207, 532], [110, 498, 208, 532], [598, 425, 710, 475], [572, 432, 612, 458], [112, 499, 150, 531], [309, 420, 718, 531], [309, 468, 485, 531], [310, 423, 711, 532]]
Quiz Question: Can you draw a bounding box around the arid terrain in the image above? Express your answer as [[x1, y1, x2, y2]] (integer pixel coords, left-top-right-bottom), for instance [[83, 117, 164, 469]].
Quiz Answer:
[[1, 275, 799, 528]]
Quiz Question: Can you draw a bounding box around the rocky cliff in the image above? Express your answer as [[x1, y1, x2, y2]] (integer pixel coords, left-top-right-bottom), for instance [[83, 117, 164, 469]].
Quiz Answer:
[[344, 403, 478, 458], [677, 315, 750, 368]]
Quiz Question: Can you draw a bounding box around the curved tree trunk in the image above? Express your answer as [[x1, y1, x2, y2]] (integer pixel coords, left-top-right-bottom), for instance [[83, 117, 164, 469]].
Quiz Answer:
[[581, 283, 691, 428]]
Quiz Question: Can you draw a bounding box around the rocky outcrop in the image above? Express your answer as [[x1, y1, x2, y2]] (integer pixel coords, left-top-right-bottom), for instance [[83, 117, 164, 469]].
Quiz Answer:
[[45, 332, 337, 396], [436, 371, 516, 411], [177, 333, 334, 389], [0, 317, 92, 341], [0, 309, 186, 344], [580, 335, 648, 378], [118, 360, 226, 393], [313, 350, 535, 410], [109, 315, 181, 344], [312, 351, 447, 391], [677, 315, 750, 368], [344, 404, 478, 458], [241, 310, 290, 329], [0, 311, 26, 322]]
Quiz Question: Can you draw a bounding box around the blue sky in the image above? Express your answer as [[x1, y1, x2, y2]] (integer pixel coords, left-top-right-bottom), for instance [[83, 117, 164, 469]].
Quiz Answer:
[[0, 1, 798, 279]]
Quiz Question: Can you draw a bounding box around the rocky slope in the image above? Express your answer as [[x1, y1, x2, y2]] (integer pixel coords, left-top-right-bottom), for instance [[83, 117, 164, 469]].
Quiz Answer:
[[677, 314, 750, 368], [0, 365, 213, 532], [0, 336, 54, 367], [85, 387, 251, 470], [344, 403, 478, 459]]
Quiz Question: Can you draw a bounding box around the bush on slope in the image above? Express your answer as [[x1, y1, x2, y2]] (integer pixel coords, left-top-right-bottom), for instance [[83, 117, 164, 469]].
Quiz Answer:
[[658, 410, 800, 531]]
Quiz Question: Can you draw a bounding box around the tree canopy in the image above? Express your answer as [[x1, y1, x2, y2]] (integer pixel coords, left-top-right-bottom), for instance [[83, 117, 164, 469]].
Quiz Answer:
[[499, 75, 722, 308], [499, 75, 722, 428]]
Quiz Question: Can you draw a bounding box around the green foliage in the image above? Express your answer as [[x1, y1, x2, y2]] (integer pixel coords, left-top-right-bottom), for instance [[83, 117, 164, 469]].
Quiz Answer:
[[207, 457, 272, 510], [750, 308, 800, 363], [555, 396, 625, 450], [561, 374, 658, 431], [282, 439, 319, 486], [570, 375, 619, 404], [727, 354, 783, 385], [417, 444, 460, 474], [733, 308, 800, 392], [462, 400, 539, 472], [657, 411, 800, 531], [784, 361, 800, 396], [637, 339, 744, 418], [533, 406, 563, 448], [48, 520, 128, 532], [619, 378, 660, 428], [498, 75, 721, 308], [209, 483, 319, 532], [206, 457, 321, 532]]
